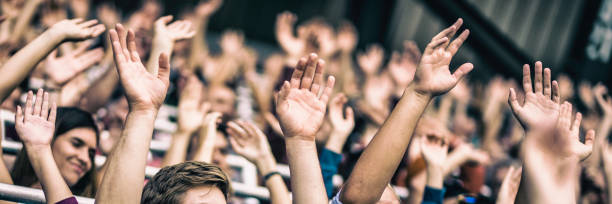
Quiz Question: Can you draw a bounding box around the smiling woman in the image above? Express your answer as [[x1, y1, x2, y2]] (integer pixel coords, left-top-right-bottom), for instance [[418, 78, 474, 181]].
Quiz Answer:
[[11, 107, 99, 197]]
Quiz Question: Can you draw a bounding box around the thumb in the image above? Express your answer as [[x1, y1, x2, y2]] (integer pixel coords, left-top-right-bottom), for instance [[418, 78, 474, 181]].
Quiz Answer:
[[452, 63, 474, 82]]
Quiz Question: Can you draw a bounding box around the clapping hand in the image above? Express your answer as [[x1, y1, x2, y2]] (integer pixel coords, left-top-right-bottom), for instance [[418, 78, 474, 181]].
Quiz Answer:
[[109, 24, 170, 113], [275, 53, 335, 141]]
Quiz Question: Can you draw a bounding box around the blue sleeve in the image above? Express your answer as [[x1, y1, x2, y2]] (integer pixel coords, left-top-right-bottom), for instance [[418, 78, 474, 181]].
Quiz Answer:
[[421, 186, 446, 204], [320, 148, 343, 199]]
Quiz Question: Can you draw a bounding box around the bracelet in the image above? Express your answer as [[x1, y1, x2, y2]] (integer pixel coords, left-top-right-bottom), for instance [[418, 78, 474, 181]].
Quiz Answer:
[[263, 171, 281, 181]]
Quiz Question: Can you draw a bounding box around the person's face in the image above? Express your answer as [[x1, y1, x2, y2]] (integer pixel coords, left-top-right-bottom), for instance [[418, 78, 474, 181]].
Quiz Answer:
[[181, 185, 226, 204], [52, 127, 97, 186], [208, 86, 235, 115]]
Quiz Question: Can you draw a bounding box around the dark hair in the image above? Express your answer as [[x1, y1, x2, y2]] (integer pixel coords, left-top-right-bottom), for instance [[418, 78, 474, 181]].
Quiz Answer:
[[11, 107, 99, 197], [141, 161, 231, 204]]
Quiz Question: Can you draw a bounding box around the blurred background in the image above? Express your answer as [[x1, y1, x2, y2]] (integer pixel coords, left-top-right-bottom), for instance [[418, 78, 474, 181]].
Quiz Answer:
[[102, 0, 612, 85]]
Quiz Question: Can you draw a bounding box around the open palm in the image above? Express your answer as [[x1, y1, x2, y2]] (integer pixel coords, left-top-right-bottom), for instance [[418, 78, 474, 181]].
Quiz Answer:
[[109, 24, 170, 112], [508, 62, 560, 130], [15, 89, 57, 147], [227, 121, 272, 163], [555, 102, 595, 160], [413, 19, 473, 96], [276, 53, 335, 140]]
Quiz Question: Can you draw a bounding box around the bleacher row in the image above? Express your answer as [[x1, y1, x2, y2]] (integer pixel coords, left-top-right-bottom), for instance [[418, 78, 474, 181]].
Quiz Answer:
[[0, 106, 407, 203]]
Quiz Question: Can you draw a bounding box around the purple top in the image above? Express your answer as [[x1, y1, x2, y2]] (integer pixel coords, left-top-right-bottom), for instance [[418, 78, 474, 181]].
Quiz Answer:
[[55, 196, 78, 204]]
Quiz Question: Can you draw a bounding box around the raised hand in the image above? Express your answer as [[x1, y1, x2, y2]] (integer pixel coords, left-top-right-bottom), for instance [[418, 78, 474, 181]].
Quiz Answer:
[[195, 0, 223, 18], [420, 135, 448, 189], [496, 166, 522, 204], [177, 75, 210, 134], [357, 44, 384, 76], [554, 102, 595, 160], [49, 19, 106, 42], [421, 135, 448, 167], [328, 93, 355, 136], [275, 53, 335, 140], [45, 41, 104, 85], [220, 30, 244, 55], [15, 89, 57, 147], [593, 83, 612, 118], [154, 16, 195, 42], [227, 121, 273, 164], [109, 24, 170, 112], [326, 93, 355, 153], [508, 62, 560, 130], [412, 18, 473, 96], [275, 11, 305, 57], [389, 41, 420, 87], [336, 22, 357, 54]]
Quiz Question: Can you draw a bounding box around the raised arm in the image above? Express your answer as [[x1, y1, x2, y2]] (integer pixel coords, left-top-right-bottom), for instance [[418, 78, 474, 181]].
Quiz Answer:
[[275, 53, 335, 204], [588, 84, 612, 169], [510, 62, 594, 203], [321, 93, 354, 198], [146, 16, 195, 75], [0, 19, 105, 101], [227, 121, 291, 204], [340, 18, 472, 204], [192, 112, 222, 163], [7, 0, 42, 44], [495, 166, 522, 204], [188, 0, 222, 71], [45, 41, 104, 85], [420, 135, 449, 204], [162, 75, 209, 167], [15, 89, 72, 203], [95, 24, 170, 204]]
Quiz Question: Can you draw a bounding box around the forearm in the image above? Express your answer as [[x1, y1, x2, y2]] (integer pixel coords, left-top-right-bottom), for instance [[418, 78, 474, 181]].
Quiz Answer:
[[286, 139, 328, 204], [325, 131, 349, 154], [443, 150, 469, 176], [341, 85, 431, 203], [96, 110, 157, 204], [188, 19, 209, 71], [161, 131, 191, 167], [8, 0, 41, 43], [80, 63, 118, 112], [516, 138, 579, 204], [589, 117, 612, 168], [147, 37, 173, 75], [0, 145, 13, 185], [257, 154, 290, 204], [425, 166, 444, 189], [0, 29, 63, 101], [192, 126, 216, 163], [25, 146, 72, 204], [436, 95, 452, 123]]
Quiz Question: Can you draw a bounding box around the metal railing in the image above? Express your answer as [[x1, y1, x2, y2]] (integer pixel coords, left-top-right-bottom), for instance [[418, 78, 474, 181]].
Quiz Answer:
[[0, 183, 95, 204]]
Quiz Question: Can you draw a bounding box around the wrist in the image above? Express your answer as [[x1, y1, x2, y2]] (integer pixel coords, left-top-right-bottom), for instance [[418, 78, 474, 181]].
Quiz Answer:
[[42, 27, 65, 45], [426, 165, 444, 188], [255, 154, 277, 175], [325, 131, 349, 153], [403, 84, 433, 103], [128, 106, 159, 117], [24, 144, 53, 158]]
